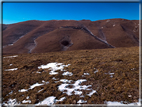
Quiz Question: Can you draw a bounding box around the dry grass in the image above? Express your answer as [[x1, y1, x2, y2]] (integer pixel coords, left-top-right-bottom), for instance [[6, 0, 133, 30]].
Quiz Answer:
[[2, 46, 139, 105]]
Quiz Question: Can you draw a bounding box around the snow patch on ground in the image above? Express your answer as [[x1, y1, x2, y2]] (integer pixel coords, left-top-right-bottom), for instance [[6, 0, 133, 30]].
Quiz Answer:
[[38, 62, 71, 75], [84, 73, 90, 75], [77, 99, 87, 104], [5, 68, 18, 71], [56, 97, 66, 102], [106, 99, 141, 106], [38, 89, 44, 93], [58, 79, 95, 96], [62, 71, 73, 76], [60, 79, 72, 83], [36, 96, 66, 105], [3, 55, 18, 58], [9, 64, 13, 66], [94, 68, 98, 73], [87, 90, 96, 97], [3, 99, 20, 106], [22, 100, 31, 103], [105, 71, 114, 77], [19, 81, 49, 92], [36, 96, 56, 105]]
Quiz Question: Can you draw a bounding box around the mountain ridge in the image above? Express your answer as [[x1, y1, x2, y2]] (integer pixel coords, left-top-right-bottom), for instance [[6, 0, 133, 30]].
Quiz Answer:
[[2, 18, 139, 54]]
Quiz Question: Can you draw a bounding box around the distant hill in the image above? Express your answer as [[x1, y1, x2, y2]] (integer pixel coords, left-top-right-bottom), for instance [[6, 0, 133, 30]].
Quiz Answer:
[[2, 19, 139, 54]]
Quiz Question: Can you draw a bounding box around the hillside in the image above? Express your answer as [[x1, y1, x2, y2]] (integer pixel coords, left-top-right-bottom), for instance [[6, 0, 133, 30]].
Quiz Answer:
[[2, 46, 140, 105], [2, 19, 139, 54]]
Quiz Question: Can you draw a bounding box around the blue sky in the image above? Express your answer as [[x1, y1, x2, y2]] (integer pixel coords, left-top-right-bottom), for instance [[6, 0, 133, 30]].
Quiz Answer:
[[2, 2, 139, 24]]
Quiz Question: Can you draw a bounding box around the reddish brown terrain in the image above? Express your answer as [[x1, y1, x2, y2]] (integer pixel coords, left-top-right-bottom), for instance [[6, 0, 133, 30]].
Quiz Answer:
[[2, 19, 139, 54]]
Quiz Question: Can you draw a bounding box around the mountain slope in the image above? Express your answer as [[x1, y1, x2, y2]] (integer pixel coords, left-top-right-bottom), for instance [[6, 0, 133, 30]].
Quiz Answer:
[[2, 19, 139, 54]]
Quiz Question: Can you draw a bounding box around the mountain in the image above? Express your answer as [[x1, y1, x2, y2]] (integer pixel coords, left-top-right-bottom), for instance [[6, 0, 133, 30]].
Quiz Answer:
[[2, 19, 139, 54]]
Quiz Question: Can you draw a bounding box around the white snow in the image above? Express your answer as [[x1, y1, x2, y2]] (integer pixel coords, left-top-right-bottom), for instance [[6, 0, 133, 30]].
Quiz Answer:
[[19, 82, 49, 92], [19, 89, 28, 92], [5, 68, 18, 71], [106, 100, 141, 106], [74, 91, 82, 95], [84, 73, 90, 75], [77, 99, 87, 104], [9, 64, 13, 66], [60, 79, 72, 83], [36, 96, 66, 105], [94, 68, 98, 73], [22, 100, 31, 103], [29, 83, 43, 89], [105, 71, 114, 77], [56, 97, 66, 102], [8, 91, 13, 95], [36, 96, 56, 105], [87, 90, 96, 97], [113, 24, 115, 27], [58, 79, 95, 96], [3, 55, 18, 58], [26, 96, 29, 99], [38, 62, 71, 75], [38, 89, 44, 93], [62, 71, 73, 76], [3, 99, 20, 106], [52, 77, 57, 80]]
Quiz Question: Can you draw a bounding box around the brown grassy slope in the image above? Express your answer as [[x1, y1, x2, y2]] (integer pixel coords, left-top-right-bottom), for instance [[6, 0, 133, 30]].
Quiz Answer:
[[2, 46, 139, 104], [32, 28, 110, 53], [3, 19, 139, 54]]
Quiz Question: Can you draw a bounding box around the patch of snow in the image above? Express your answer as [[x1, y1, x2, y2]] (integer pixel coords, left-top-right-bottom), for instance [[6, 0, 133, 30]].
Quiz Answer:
[[60, 79, 72, 83], [22, 100, 31, 103], [62, 71, 73, 76], [38, 89, 44, 93], [3, 99, 20, 106], [113, 24, 115, 27], [128, 95, 132, 97], [9, 91, 13, 95], [58, 79, 95, 96], [94, 68, 98, 73], [77, 99, 87, 104], [3, 55, 18, 58], [87, 90, 96, 97], [5, 68, 18, 71], [83, 73, 90, 75], [106, 100, 141, 106], [36, 96, 56, 105], [9, 64, 13, 66], [26, 96, 29, 99], [80, 95, 85, 97], [19, 82, 48, 92], [18, 89, 28, 92], [52, 77, 57, 80], [36, 71, 41, 73], [29, 83, 44, 90], [38, 62, 71, 75], [42, 80, 45, 82], [74, 91, 82, 95], [56, 97, 66, 102], [105, 71, 114, 77]]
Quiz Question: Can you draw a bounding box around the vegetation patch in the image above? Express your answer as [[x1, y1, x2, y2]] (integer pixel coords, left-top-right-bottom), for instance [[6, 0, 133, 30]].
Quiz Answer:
[[2, 46, 139, 105]]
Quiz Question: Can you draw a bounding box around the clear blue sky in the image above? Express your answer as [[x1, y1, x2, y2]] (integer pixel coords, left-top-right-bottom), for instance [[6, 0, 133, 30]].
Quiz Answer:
[[3, 2, 139, 24]]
